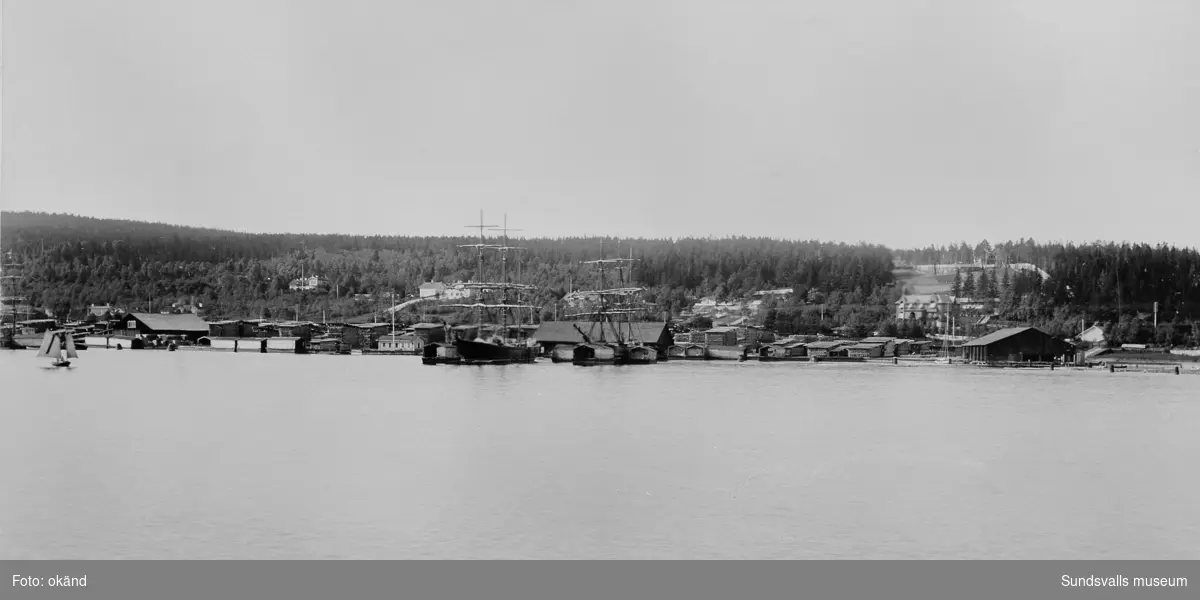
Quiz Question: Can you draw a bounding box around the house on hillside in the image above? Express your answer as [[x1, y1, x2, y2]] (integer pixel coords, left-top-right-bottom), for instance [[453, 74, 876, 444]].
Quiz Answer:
[[419, 282, 447, 298], [88, 304, 117, 318], [289, 275, 327, 291], [417, 282, 471, 300], [895, 294, 955, 330], [1078, 324, 1107, 345], [752, 288, 794, 298]]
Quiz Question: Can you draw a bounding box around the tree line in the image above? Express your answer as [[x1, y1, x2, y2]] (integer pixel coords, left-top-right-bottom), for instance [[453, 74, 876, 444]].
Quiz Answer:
[[0, 212, 896, 325], [4, 212, 1199, 345]]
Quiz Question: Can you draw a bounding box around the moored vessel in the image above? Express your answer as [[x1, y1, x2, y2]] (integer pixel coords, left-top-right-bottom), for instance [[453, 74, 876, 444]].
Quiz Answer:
[[565, 243, 659, 366], [423, 212, 540, 366]]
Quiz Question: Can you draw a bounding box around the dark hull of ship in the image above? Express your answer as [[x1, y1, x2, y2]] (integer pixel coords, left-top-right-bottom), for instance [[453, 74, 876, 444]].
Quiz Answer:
[[457, 339, 536, 364], [423, 339, 537, 365]]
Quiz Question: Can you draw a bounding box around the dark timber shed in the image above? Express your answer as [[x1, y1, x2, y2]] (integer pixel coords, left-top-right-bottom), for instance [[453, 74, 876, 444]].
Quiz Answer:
[[960, 327, 1068, 363]]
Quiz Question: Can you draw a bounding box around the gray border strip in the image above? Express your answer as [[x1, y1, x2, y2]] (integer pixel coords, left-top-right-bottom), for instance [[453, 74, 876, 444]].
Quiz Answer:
[[4, 560, 1197, 600]]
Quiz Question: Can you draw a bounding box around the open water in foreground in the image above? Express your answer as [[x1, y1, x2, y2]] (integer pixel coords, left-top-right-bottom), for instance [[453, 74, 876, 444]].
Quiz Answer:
[[1, 349, 1198, 559]]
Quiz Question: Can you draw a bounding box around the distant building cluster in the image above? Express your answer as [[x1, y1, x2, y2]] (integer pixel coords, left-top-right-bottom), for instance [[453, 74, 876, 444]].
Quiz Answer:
[[894, 294, 998, 332], [418, 282, 472, 300], [685, 288, 793, 326]]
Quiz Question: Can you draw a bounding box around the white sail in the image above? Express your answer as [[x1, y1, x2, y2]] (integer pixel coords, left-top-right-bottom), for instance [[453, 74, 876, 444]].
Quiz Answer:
[[35, 331, 55, 357], [64, 334, 79, 359], [37, 332, 62, 359]]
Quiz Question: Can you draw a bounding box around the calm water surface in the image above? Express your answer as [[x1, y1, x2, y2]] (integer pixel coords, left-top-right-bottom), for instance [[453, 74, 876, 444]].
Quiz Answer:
[[1, 349, 1198, 559]]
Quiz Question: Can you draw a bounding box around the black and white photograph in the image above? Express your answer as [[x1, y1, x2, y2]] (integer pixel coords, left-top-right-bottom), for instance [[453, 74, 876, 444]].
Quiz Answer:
[[1, 0, 1198, 597]]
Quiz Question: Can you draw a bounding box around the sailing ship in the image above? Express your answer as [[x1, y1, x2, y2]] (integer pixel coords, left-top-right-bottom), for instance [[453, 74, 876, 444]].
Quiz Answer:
[[36, 330, 79, 367], [422, 212, 539, 365], [565, 243, 659, 366]]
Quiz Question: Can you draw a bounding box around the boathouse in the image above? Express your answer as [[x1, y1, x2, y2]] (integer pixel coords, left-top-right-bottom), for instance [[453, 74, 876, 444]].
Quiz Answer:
[[376, 333, 423, 353], [265, 337, 306, 354], [860, 337, 897, 356], [703, 327, 739, 346], [274, 321, 312, 340], [207, 320, 256, 338], [199, 336, 266, 353], [845, 343, 885, 359], [805, 340, 848, 358], [340, 323, 392, 349], [307, 337, 339, 353], [758, 341, 807, 360], [120, 313, 209, 342], [960, 327, 1070, 363], [409, 323, 447, 344]]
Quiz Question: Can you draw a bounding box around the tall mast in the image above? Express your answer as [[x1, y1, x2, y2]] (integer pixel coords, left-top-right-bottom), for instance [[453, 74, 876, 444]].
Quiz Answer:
[[599, 240, 607, 342], [463, 210, 498, 332], [490, 214, 524, 338]]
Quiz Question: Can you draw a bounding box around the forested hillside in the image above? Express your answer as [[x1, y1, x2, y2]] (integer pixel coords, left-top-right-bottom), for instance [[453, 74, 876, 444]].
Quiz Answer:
[[895, 240, 1200, 344], [0, 212, 897, 327], [4, 212, 1198, 344]]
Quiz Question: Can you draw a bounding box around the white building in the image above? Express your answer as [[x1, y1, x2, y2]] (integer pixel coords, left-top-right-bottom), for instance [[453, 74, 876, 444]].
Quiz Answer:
[[1078, 324, 1107, 344], [289, 275, 326, 291], [420, 281, 472, 300]]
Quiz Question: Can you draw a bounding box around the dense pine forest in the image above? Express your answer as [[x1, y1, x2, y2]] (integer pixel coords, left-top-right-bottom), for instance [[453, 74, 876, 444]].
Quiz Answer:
[[3, 212, 1199, 345], [0, 211, 896, 326]]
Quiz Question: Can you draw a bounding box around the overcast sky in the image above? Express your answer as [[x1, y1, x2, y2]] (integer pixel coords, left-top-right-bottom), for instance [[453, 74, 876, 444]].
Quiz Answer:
[[2, 0, 1199, 248]]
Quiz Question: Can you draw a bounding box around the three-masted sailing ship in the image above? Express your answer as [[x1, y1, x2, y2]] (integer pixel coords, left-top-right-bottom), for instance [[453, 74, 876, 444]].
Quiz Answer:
[[564, 243, 659, 365], [422, 212, 540, 365]]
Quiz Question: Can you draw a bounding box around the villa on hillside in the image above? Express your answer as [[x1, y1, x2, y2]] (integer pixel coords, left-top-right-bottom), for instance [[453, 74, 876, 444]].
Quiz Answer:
[[1077, 323, 1107, 345], [895, 294, 954, 327], [752, 288, 794, 298], [419, 281, 472, 300], [289, 275, 328, 291]]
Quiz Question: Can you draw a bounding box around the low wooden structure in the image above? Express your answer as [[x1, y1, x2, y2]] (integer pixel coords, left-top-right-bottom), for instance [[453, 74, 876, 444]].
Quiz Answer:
[[960, 327, 1070, 363], [667, 344, 708, 360], [805, 340, 849, 358], [860, 337, 897, 356], [846, 343, 885, 359], [307, 337, 340, 354], [703, 327, 739, 346], [118, 313, 209, 342], [265, 337, 306, 354], [758, 342, 807, 361], [372, 333, 423, 354], [705, 345, 748, 360]]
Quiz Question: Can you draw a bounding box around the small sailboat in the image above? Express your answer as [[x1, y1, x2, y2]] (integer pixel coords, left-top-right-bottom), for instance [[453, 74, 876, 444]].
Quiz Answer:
[[36, 329, 78, 368]]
